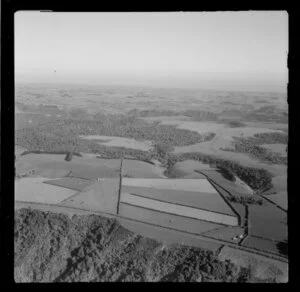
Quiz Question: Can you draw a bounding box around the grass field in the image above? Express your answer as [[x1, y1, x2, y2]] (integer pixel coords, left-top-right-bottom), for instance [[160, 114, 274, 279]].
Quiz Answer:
[[263, 192, 287, 211], [142, 120, 225, 135], [248, 204, 287, 242], [61, 179, 120, 214], [43, 177, 93, 191], [15, 177, 77, 204], [122, 159, 165, 178], [79, 135, 153, 151], [119, 203, 224, 234], [120, 193, 238, 226], [242, 236, 283, 256], [202, 226, 245, 244], [121, 185, 236, 215], [122, 178, 218, 193], [16, 153, 121, 180]]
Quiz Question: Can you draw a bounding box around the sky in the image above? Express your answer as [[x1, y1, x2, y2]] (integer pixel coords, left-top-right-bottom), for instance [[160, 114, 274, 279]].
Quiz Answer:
[[15, 11, 288, 92]]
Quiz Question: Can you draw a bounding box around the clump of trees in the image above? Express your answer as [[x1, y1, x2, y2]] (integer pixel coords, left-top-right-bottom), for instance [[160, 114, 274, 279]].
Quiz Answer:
[[163, 152, 273, 193], [15, 208, 265, 282], [253, 132, 288, 144], [227, 195, 264, 206], [15, 115, 215, 153], [129, 109, 218, 122], [64, 151, 73, 161], [223, 133, 288, 165], [244, 107, 288, 123], [227, 121, 246, 128]]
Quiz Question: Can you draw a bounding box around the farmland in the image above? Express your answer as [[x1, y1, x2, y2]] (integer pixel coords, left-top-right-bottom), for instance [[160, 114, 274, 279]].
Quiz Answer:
[[14, 83, 288, 282], [79, 135, 153, 151]]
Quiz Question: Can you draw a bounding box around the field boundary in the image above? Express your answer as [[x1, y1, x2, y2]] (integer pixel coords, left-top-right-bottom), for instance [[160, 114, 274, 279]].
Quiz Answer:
[[194, 170, 242, 226], [260, 194, 287, 213], [117, 213, 288, 263], [15, 200, 288, 263], [43, 179, 93, 192], [122, 191, 238, 218], [116, 157, 123, 215], [119, 201, 231, 227], [20, 150, 83, 157]]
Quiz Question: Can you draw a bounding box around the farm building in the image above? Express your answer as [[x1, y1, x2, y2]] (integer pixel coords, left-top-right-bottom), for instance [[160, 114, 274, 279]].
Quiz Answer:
[[118, 178, 240, 234]]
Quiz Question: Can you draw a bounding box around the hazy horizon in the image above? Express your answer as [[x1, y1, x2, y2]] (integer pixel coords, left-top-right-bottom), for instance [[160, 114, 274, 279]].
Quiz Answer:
[[15, 11, 288, 93]]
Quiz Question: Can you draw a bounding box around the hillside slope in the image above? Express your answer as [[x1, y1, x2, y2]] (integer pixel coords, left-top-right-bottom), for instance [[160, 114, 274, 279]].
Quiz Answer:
[[15, 208, 267, 282]]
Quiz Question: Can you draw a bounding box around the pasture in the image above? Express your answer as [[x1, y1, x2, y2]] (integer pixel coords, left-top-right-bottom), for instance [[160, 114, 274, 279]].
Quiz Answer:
[[263, 191, 287, 211], [15, 153, 121, 180], [15, 177, 78, 204], [242, 236, 283, 256], [119, 203, 224, 234], [145, 120, 225, 135], [122, 159, 166, 178], [61, 179, 120, 214], [248, 204, 287, 242], [122, 178, 218, 193], [202, 226, 245, 244], [43, 177, 93, 191], [121, 185, 236, 215], [120, 192, 238, 226], [79, 135, 153, 151]]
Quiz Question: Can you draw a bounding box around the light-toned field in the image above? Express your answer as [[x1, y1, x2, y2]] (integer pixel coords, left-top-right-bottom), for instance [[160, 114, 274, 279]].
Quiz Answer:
[[172, 159, 255, 197], [144, 120, 225, 135], [175, 160, 215, 172], [33, 168, 71, 179], [79, 135, 153, 151], [122, 159, 166, 178], [119, 203, 224, 234], [174, 126, 284, 154], [192, 169, 254, 197], [43, 177, 93, 191], [61, 179, 120, 214], [261, 144, 287, 156], [122, 178, 218, 193], [15, 177, 77, 204], [16, 153, 121, 179], [120, 193, 238, 226], [121, 185, 236, 215]]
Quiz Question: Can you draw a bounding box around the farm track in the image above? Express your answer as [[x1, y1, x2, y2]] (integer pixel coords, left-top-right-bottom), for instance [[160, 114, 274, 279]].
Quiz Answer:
[[15, 200, 288, 264]]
